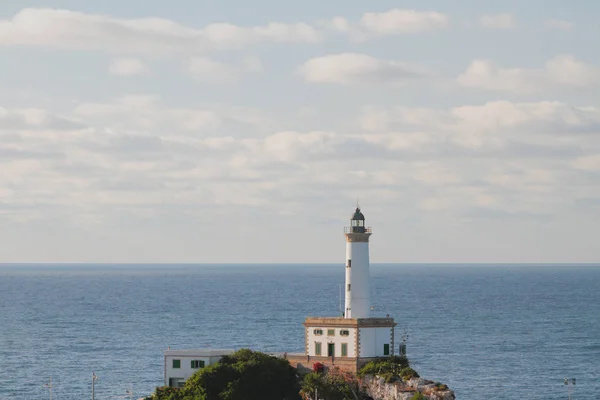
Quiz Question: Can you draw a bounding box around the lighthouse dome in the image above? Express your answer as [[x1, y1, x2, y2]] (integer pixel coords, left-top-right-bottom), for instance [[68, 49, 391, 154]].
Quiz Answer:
[[351, 207, 365, 221]]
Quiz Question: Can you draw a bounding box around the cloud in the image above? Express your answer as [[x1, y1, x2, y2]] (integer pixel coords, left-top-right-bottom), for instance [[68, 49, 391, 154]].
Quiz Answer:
[[2, 99, 600, 260], [478, 13, 516, 29], [360, 101, 600, 150], [298, 53, 428, 85], [359, 9, 449, 34], [189, 57, 238, 83], [0, 8, 321, 54], [572, 155, 600, 171], [321, 9, 449, 41], [109, 57, 148, 76], [242, 56, 265, 73], [0, 107, 84, 130], [188, 56, 264, 82], [546, 19, 573, 31], [457, 55, 600, 93], [72, 95, 271, 134]]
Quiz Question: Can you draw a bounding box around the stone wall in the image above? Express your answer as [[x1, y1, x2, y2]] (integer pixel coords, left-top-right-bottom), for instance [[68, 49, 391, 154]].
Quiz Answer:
[[285, 354, 361, 374]]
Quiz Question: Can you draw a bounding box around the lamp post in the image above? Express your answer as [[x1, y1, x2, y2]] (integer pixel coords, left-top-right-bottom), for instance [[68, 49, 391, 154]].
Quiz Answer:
[[564, 377, 576, 400], [399, 331, 409, 357], [92, 372, 99, 400], [43, 377, 53, 400]]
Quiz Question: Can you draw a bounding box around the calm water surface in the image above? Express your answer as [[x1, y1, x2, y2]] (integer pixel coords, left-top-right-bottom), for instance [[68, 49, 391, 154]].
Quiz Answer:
[[0, 264, 598, 399]]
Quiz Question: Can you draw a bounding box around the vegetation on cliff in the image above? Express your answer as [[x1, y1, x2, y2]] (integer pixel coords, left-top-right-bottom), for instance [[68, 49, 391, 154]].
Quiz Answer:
[[300, 365, 370, 400], [358, 355, 415, 383], [147, 350, 452, 400], [147, 349, 301, 400]]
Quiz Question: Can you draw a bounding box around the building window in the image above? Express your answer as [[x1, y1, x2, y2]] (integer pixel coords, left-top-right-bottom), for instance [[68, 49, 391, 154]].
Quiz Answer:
[[315, 342, 322, 356], [347, 284, 351, 292], [341, 343, 348, 357], [172, 359, 181, 369], [313, 329, 323, 336], [347, 260, 351, 268], [340, 330, 350, 336], [327, 329, 335, 336], [191, 360, 205, 369], [383, 344, 390, 356]]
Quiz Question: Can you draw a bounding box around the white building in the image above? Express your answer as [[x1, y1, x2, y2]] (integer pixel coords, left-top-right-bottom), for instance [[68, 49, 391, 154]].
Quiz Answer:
[[164, 348, 235, 387], [288, 207, 397, 372]]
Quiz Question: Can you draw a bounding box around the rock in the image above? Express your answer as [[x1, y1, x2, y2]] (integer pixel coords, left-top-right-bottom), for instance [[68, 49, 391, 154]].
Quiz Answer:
[[361, 375, 455, 400]]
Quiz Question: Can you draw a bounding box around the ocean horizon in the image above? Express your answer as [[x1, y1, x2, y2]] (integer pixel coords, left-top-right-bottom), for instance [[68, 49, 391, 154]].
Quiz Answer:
[[1, 263, 598, 399]]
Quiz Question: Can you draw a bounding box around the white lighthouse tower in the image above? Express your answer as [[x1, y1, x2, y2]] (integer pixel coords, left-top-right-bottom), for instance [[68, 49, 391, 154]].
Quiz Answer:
[[288, 206, 397, 373], [344, 207, 372, 319]]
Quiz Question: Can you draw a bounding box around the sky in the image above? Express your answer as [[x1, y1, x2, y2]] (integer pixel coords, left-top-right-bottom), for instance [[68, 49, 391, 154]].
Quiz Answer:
[[0, 0, 599, 263]]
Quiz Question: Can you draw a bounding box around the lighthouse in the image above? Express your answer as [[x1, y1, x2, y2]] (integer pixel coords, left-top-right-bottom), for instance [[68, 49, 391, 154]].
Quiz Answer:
[[287, 205, 397, 373], [344, 207, 372, 319]]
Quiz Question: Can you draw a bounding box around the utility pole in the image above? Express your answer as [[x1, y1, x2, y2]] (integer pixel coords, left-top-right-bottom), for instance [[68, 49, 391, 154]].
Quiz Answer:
[[126, 385, 134, 400], [564, 377, 576, 400], [44, 377, 53, 400], [92, 372, 99, 400]]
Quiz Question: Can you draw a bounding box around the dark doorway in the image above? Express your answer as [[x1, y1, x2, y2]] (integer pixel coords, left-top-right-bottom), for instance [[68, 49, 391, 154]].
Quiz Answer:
[[327, 343, 335, 357]]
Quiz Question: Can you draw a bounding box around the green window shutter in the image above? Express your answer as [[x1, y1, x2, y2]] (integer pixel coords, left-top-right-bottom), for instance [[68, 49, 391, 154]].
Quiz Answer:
[[315, 342, 321, 356], [173, 359, 181, 368], [199, 360, 205, 368], [341, 343, 348, 357], [383, 344, 390, 355]]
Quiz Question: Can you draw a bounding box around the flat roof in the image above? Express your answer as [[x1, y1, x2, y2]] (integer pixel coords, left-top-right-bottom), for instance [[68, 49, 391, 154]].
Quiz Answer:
[[164, 348, 235, 357], [304, 316, 396, 328]]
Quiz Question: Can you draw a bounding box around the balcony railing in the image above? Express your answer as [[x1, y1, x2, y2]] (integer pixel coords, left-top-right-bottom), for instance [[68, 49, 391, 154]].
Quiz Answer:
[[344, 227, 372, 234]]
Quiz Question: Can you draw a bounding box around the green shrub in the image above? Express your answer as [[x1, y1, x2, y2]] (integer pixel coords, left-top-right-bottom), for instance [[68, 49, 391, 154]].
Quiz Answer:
[[358, 356, 410, 378], [301, 368, 371, 400], [410, 393, 426, 400], [400, 367, 420, 380], [150, 349, 301, 400]]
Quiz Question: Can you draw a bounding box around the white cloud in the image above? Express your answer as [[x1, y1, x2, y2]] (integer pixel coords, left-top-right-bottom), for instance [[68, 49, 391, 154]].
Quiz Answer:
[[188, 56, 264, 82], [572, 155, 600, 171], [109, 57, 148, 76], [73, 95, 271, 133], [478, 13, 516, 29], [0, 8, 321, 54], [546, 19, 573, 31], [298, 53, 428, 85], [457, 55, 600, 93], [189, 57, 238, 82], [360, 9, 449, 34], [202, 21, 320, 49], [2, 98, 600, 263], [242, 56, 265, 73], [321, 9, 449, 41], [0, 107, 83, 130], [360, 101, 600, 149]]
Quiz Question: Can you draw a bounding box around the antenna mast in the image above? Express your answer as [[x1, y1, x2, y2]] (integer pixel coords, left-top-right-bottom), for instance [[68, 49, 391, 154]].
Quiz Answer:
[[92, 372, 99, 400], [338, 284, 342, 315], [44, 377, 53, 400]]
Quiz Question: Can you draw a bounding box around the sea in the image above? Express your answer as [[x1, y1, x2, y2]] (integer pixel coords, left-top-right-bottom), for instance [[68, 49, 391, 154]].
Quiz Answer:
[[0, 264, 598, 400]]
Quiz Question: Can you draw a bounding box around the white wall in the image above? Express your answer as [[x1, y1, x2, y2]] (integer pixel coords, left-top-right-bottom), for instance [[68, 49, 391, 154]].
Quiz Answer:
[[345, 241, 371, 318], [359, 327, 392, 357], [164, 355, 222, 386], [306, 326, 357, 358]]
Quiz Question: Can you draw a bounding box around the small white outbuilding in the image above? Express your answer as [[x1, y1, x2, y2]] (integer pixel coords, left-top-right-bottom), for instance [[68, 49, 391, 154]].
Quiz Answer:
[[164, 348, 235, 387]]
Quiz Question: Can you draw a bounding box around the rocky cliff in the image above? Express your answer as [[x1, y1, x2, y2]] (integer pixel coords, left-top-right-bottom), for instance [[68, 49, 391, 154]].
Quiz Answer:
[[362, 375, 455, 400]]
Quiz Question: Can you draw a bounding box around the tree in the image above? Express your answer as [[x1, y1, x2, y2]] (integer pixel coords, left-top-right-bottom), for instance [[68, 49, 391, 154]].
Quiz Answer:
[[150, 349, 302, 400]]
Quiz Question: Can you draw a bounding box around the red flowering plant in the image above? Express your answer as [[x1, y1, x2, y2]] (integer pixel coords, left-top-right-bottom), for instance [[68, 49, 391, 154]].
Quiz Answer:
[[312, 362, 324, 373]]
